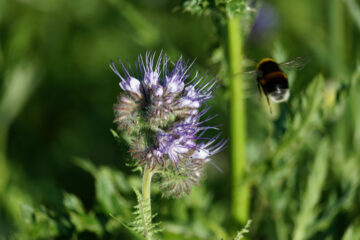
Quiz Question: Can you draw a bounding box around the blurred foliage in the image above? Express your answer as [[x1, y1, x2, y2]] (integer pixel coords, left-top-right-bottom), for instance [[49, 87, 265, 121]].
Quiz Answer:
[[1, 0, 360, 239]]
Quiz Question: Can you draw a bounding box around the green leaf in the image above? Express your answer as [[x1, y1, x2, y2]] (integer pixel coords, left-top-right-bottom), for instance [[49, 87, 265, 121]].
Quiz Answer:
[[110, 128, 121, 140], [293, 140, 329, 240], [18, 204, 60, 239], [271, 74, 325, 160], [95, 167, 131, 215], [64, 193, 103, 236], [342, 218, 360, 240], [73, 156, 98, 176], [63, 193, 85, 214], [69, 211, 103, 237]]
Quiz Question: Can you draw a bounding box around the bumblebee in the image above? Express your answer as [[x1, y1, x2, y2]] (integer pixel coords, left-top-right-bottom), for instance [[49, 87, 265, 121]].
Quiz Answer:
[[246, 56, 309, 112]]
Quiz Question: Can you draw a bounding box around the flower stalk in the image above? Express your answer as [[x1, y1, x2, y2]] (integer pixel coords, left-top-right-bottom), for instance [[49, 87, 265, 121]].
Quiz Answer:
[[227, 15, 249, 224], [142, 165, 153, 240]]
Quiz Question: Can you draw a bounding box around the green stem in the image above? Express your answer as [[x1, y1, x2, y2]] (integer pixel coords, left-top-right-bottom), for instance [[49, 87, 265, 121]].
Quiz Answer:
[[227, 15, 249, 224], [142, 165, 153, 240], [344, 0, 360, 31], [329, 0, 346, 78]]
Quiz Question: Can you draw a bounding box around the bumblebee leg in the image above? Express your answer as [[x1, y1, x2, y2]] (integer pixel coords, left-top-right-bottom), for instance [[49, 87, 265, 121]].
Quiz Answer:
[[260, 82, 272, 114], [256, 81, 262, 99], [265, 94, 272, 114]]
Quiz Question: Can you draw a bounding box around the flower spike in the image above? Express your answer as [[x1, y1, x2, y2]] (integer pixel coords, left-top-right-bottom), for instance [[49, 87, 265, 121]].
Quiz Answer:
[[112, 51, 226, 197]]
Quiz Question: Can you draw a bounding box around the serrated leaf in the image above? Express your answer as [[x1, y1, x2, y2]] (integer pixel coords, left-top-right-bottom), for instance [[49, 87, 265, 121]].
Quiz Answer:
[[233, 220, 252, 240]]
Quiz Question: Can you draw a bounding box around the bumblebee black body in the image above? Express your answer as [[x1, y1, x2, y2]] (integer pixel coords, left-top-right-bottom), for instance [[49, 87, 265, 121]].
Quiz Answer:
[[256, 58, 290, 109]]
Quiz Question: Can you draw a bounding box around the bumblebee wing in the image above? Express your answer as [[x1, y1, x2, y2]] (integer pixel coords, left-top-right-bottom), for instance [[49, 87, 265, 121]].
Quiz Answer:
[[229, 69, 257, 79], [243, 69, 257, 75], [279, 56, 311, 71], [230, 58, 258, 78]]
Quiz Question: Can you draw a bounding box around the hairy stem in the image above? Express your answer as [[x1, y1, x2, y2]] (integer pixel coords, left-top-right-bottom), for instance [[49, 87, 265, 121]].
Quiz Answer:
[[142, 165, 153, 240], [227, 15, 249, 224]]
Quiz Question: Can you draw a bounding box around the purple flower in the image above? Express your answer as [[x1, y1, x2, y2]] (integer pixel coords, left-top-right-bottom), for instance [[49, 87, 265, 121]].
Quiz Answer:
[[111, 51, 226, 197]]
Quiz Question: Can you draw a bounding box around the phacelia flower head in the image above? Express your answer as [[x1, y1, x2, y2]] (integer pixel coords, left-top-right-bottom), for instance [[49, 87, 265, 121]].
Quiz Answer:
[[111, 51, 226, 197]]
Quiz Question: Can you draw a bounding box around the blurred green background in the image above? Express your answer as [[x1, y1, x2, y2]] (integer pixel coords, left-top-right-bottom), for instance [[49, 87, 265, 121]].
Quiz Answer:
[[1, 0, 360, 239]]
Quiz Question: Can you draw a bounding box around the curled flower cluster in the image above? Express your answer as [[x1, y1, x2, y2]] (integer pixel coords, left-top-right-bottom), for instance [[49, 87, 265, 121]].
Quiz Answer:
[[111, 52, 226, 197]]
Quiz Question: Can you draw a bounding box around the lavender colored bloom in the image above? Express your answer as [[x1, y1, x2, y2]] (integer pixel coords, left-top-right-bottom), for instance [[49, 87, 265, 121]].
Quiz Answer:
[[111, 51, 226, 197]]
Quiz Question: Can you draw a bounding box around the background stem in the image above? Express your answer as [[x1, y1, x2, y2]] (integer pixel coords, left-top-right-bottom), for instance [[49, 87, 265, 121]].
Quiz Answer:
[[227, 15, 249, 225]]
